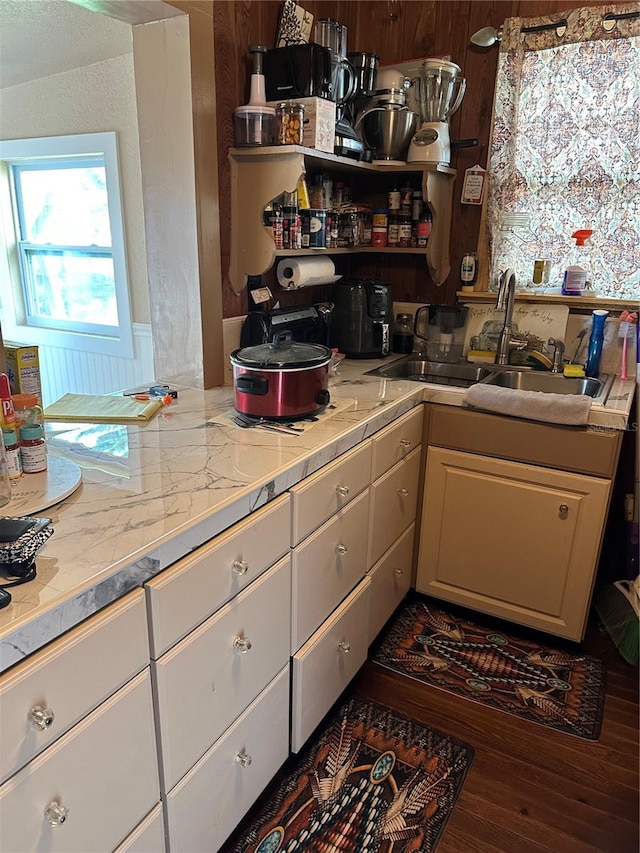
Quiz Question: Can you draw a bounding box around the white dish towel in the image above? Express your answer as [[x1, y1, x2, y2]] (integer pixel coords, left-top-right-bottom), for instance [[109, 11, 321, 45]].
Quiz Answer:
[[463, 384, 592, 426]]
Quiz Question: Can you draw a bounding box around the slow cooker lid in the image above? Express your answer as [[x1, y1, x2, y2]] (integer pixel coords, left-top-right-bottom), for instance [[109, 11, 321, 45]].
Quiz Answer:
[[232, 337, 331, 369]]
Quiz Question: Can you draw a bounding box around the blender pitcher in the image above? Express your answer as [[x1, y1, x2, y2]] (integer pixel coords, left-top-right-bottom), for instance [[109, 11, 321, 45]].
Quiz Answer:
[[314, 18, 357, 107], [407, 58, 466, 166]]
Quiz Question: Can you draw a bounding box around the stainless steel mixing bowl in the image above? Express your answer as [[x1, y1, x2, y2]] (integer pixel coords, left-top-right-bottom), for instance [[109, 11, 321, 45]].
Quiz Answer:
[[356, 105, 419, 161]]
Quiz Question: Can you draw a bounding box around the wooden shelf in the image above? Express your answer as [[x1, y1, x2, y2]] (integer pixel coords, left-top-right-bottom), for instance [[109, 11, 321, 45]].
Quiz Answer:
[[456, 291, 639, 312], [229, 146, 456, 293]]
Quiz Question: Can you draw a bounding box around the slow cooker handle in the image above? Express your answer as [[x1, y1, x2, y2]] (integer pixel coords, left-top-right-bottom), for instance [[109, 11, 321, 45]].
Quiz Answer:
[[270, 331, 293, 350], [236, 375, 269, 396]]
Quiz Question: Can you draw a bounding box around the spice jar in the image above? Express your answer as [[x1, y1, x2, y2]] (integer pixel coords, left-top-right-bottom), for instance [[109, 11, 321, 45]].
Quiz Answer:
[[275, 102, 305, 145], [398, 213, 412, 247], [19, 423, 47, 474], [371, 208, 388, 247]]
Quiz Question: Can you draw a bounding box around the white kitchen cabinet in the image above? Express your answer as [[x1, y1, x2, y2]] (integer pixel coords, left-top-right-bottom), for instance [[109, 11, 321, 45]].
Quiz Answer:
[[146, 494, 290, 657], [0, 589, 149, 785], [153, 555, 291, 792], [291, 487, 370, 651], [228, 146, 456, 291], [368, 523, 415, 645], [0, 670, 159, 853], [371, 405, 424, 480], [166, 665, 290, 853], [368, 446, 421, 568], [290, 439, 372, 546], [291, 577, 370, 752], [416, 446, 612, 641]]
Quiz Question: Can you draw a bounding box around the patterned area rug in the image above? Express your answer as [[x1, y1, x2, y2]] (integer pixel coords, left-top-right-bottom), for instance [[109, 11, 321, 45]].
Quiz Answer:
[[229, 697, 474, 853], [373, 600, 605, 740]]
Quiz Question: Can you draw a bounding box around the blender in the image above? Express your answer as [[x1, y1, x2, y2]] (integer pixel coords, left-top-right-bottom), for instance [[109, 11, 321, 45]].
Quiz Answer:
[[407, 58, 466, 166]]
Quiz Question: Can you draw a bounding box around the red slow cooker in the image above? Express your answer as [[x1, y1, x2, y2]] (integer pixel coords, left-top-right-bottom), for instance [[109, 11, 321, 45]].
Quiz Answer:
[[230, 335, 332, 420]]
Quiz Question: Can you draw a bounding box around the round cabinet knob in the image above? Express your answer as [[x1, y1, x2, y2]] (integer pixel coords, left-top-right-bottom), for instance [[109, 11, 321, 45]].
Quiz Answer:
[[233, 636, 252, 653], [336, 484, 350, 497], [45, 800, 69, 827], [393, 567, 403, 576], [232, 559, 249, 575], [397, 488, 409, 497], [400, 438, 411, 448], [235, 752, 252, 767], [338, 641, 351, 653], [30, 705, 55, 731], [559, 504, 569, 519], [336, 543, 348, 555]]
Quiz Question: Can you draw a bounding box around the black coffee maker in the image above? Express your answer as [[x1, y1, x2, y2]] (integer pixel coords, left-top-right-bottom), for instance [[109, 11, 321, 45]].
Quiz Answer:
[[328, 279, 393, 358]]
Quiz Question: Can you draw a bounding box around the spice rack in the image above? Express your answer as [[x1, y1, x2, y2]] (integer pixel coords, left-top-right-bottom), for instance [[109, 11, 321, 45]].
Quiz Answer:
[[228, 145, 456, 293]]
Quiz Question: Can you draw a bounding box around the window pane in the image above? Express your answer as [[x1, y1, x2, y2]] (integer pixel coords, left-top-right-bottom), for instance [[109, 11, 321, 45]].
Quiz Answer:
[[23, 248, 118, 327], [16, 164, 112, 246]]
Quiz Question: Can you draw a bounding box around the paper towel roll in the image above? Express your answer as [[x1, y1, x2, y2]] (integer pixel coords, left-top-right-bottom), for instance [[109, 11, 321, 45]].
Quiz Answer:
[[276, 257, 342, 289]]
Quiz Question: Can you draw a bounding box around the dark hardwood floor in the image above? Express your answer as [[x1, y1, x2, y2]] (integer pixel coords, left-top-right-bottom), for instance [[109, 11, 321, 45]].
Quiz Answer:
[[224, 604, 639, 853]]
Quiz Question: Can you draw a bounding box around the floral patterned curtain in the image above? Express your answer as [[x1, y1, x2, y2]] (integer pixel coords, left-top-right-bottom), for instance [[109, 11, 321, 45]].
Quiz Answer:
[[485, 4, 640, 300]]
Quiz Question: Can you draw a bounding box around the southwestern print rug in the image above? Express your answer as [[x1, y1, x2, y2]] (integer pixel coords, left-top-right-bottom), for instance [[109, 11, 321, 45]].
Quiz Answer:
[[229, 697, 474, 853], [373, 599, 605, 740]]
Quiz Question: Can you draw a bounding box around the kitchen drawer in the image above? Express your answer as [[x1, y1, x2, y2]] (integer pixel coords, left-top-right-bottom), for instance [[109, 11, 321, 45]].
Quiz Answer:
[[368, 524, 414, 645], [153, 555, 291, 792], [369, 446, 421, 567], [0, 589, 148, 785], [114, 803, 165, 853], [371, 405, 423, 481], [166, 665, 289, 853], [291, 576, 370, 753], [290, 440, 372, 546], [292, 488, 370, 652], [0, 669, 159, 853], [146, 494, 289, 657]]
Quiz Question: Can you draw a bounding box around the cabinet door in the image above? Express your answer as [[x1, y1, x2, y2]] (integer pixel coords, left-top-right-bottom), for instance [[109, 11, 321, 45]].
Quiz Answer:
[[114, 804, 165, 853], [371, 405, 423, 480], [290, 440, 372, 546], [153, 556, 291, 792], [292, 488, 370, 652], [0, 670, 159, 853], [146, 494, 290, 657], [0, 590, 148, 785], [166, 666, 289, 853], [416, 448, 611, 641], [369, 446, 421, 568], [291, 577, 370, 753], [368, 524, 414, 645]]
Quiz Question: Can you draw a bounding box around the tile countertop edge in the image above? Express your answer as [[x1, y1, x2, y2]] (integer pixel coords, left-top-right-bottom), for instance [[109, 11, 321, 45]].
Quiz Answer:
[[0, 383, 423, 673]]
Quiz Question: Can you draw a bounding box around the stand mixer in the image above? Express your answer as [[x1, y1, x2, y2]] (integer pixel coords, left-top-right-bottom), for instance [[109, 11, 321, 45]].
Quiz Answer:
[[407, 58, 466, 166]]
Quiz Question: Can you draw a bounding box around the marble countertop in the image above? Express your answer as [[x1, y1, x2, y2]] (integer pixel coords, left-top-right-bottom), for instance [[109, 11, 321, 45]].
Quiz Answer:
[[1, 358, 635, 673]]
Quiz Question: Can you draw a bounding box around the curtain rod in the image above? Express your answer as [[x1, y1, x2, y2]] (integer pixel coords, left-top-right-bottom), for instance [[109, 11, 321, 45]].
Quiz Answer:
[[520, 10, 639, 36]]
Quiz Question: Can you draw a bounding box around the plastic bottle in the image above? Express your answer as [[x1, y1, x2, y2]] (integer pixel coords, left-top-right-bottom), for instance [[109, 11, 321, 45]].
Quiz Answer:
[[2, 428, 22, 481], [0, 433, 11, 508], [19, 424, 47, 473], [460, 252, 478, 292], [585, 309, 609, 378], [562, 229, 593, 296], [0, 373, 15, 431]]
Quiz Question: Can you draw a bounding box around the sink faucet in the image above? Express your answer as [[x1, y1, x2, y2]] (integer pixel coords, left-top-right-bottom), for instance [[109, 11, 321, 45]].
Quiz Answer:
[[495, 268, 527, 365], [548, 337, 565, 373]]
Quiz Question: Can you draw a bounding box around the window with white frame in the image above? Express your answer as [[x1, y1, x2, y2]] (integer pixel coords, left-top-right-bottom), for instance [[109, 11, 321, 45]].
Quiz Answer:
[[0, 132, 133, 357]]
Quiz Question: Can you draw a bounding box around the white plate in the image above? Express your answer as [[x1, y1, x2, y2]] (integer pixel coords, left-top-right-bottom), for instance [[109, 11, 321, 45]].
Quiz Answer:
[[3, 455, 82, 516]]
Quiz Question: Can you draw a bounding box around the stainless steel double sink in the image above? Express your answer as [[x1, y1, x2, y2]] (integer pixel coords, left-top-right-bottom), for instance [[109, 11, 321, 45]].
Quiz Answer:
[[365, 355, 612, 401]]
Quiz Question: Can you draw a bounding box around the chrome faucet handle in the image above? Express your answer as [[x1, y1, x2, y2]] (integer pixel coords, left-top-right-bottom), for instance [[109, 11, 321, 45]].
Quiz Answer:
[[548, 337, 565, 372]]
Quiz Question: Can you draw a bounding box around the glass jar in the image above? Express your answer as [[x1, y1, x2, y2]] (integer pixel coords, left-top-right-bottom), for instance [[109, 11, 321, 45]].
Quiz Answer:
[[393, 313, 414, 354], [398, 213, 412, 247], [371, 208, 388, 247], [275, 102, 305, 145], [11, 392, 44, 433]]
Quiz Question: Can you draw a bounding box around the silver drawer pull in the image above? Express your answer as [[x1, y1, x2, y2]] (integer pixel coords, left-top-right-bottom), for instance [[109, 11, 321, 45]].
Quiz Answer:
[[393, 567, 403, 576], [336, 543, 348, 555], [400, 438, 411, 447], [397, 488, 409, 497], [338, 641, 351, 653], [559, 503, 569, 518], [336, 484, 350, 497], [30, 705, 55, 730], [232, 559, 249, 575], [45, 800, 69, 827], [235, 752, 252, 768], [233, 636, 252, 653]]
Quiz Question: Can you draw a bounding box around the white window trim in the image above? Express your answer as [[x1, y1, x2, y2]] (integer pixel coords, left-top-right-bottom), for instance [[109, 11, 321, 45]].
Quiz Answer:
[[0, 132, 134, 358]]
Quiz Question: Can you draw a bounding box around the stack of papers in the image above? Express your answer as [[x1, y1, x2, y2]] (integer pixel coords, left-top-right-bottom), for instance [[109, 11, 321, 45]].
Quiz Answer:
[[44, 393, 163, 423]]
